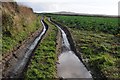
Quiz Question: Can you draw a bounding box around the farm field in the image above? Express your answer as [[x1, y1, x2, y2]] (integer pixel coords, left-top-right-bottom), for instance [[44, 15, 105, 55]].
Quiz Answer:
[[51, 15, 119, 35], [51, 15, 120, 79], [2, 1, 120, 79]]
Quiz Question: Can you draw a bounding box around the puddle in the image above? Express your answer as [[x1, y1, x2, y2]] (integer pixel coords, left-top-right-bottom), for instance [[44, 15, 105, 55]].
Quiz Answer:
[[57, 51, 92, 78], [50, 19, 92, 78]]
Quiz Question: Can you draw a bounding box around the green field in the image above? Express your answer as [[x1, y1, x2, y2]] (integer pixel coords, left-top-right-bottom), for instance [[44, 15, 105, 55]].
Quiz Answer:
[[51, 15, 119, 35], [25, 18, 58, 79], [51, 15, 120, 79]]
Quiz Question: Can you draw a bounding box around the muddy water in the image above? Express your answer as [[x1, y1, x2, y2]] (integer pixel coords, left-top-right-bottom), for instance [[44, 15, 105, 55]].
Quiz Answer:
[[50, 19, 92, 79], [58, 51, 92, 78], [8, 19, 47, 78]]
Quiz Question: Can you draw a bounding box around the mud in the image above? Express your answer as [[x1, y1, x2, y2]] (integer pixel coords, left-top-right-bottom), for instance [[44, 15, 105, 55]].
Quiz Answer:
[[56, 29, 62, 56]]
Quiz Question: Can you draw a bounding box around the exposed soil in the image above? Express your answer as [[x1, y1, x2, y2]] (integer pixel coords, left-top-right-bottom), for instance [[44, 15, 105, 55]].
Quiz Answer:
[[56, 29, 62, 56], [55, 28, 62, 78]]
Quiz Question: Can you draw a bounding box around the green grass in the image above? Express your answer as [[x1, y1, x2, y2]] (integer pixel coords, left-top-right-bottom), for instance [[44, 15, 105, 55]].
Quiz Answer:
[[51, 15, 119, 35], [25, 17, 58, 79], [2, 16, 42, 54], [70, 29, 120, 78], [51, 15, 120, 79]]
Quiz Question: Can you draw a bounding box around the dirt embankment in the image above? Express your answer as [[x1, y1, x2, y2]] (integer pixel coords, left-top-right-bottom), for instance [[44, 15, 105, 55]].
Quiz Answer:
[[2, 2, 40, 55], [2, 2, 37, 38], [1, 2, 43, 78], [56, 29, 62, 56]]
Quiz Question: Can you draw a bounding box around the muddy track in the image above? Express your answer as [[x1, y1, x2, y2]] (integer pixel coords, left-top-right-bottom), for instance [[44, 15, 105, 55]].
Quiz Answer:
[[2, 17, 92, 79], [49, 18, 92, 78], [50, 19, 84, 64], [2, 19, 48, 79], [50, 18, 106, 79]]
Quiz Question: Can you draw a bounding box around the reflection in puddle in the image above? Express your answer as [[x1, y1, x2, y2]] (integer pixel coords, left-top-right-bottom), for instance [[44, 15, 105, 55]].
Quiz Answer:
[[57, 51, 92, 78], [50, 18, 92, 79]]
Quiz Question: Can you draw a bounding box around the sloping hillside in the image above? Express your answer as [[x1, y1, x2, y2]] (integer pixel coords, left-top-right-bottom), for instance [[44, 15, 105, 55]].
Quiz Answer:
[[2, 2, 41, 55]]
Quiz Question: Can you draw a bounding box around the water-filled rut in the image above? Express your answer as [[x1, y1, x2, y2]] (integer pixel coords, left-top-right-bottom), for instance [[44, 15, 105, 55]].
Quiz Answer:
[[49, 18, 92, 79], [4, 19, 48, 78]]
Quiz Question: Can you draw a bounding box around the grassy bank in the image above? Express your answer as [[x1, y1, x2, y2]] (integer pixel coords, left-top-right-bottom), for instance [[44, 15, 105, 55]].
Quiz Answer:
[[2, 2, 42, 55], [2, 16, 42, 54], [51, 15, 120, 79], [25, 17, 58, 79]]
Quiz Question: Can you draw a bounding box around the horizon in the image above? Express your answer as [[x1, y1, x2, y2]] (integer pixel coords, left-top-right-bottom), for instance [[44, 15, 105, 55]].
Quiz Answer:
[[34, 11, 119, 17], [3, 0, 120, 16]]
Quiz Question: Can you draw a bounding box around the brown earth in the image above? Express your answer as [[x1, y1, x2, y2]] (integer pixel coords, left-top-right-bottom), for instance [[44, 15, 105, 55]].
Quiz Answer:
[[56, 29, 62, 56]]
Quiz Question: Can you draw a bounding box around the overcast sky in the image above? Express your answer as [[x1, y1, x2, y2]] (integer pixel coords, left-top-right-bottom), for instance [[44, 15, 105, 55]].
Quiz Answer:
[[15, 0, 120, 15]]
